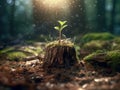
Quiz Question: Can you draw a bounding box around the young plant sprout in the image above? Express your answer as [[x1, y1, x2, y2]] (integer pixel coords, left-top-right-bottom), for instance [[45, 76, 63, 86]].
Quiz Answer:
[[54, 20, 68, 44]]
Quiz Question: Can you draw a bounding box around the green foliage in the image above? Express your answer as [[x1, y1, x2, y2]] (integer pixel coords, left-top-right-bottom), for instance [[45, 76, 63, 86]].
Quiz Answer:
[[54, 20, 68, 44], [7, 51, 27, 61], [81, 32, 115, 44], [54, 20, 68, 32]]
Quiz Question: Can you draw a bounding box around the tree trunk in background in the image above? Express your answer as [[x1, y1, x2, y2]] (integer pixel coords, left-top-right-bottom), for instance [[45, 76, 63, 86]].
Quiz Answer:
[[109, 0, 117, 33], [32, 0, 59, 36], [10, 0, 16, 36], [96, 0, 106, 32], [0, 0, 7, 38], [32, 0, 46, 35], [70, 0, 86, 36]]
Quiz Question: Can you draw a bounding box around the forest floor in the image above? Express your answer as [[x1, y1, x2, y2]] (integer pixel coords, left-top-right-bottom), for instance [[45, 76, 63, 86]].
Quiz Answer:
[[0, 59, 120, 90], [0, 41, 120, 90]]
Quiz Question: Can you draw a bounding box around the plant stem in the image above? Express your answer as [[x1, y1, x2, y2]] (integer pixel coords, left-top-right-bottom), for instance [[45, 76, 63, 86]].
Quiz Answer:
[[59, 31, 62, 44]]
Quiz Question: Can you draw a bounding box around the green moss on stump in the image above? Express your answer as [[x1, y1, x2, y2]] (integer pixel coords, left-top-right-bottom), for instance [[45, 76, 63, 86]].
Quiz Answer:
[[46, 40, 74, 48]]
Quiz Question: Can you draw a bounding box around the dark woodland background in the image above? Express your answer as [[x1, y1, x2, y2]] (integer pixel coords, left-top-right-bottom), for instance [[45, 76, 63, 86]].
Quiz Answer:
[[0, 0, 120, 43]]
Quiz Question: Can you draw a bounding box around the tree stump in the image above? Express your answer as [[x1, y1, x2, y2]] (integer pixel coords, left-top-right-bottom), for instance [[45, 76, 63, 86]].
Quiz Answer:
[[43, 45, 77, 68]]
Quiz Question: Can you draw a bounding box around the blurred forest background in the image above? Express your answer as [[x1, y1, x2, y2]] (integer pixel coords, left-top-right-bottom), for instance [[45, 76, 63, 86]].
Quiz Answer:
[[0, 0, 120, 44]]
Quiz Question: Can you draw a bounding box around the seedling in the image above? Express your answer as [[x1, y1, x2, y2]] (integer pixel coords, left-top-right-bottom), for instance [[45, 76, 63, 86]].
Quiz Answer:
[[54, 20, 68, 44]]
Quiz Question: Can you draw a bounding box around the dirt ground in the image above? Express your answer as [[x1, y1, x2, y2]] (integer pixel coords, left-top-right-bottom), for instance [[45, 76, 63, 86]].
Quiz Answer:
[[0, 60, 120, 90]]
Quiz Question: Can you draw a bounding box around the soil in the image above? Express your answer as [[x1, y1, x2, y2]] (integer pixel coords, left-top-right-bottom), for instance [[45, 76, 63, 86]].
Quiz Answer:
[[0, 59, 120, 90]]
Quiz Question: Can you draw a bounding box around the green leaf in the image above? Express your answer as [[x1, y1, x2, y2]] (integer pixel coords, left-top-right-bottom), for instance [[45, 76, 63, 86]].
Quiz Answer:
[[58, 20, 67, 26], [61, 25, 68, 31], [54, 26, 60, 31]]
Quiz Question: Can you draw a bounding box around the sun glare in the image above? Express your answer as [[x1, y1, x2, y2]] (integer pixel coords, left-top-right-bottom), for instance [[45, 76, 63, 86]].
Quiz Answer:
[[34, 0, 71, 20], [40, 0, 70, 11]]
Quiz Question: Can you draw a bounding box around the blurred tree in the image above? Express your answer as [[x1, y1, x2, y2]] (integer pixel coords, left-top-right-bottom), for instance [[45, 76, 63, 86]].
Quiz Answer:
[[32, 0, 44, 35], [84, 0, 98, 32], [32, 0, 50, 36], [109, 0, 117, 33], [70, 0, 86, 35], [0, 0, 9, 39], [9, 0, 16, 36], [96, 0, 106, 32]]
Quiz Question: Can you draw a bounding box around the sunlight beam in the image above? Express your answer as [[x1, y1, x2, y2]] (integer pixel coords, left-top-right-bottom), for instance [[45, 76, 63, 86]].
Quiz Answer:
[[38, 0, 70, 12], [42, 0, 68, 9]]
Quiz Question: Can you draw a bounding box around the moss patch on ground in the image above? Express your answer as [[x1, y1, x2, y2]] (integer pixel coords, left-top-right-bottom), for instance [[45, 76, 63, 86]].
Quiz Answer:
[[81, 32, 114, 44], [83, 50, 120, 71], [0, 47, 15, 54], [0, 44, 43, 61], [22, 46, 43, 56], [106, 50, 120, 71], [83, 50, 105, 62], [7, 51, 27, 61], [82, 40, 111, 51], [111, 37, 120, 50]]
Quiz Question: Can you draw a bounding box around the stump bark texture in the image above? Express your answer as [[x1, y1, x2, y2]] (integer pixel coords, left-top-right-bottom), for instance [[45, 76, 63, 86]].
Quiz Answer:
[[43, 45, 77, 68]]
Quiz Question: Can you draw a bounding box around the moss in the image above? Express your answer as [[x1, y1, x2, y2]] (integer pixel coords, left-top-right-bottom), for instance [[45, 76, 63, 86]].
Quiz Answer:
[[82, 40, 111, 52], [0, 47, 15, 54], [83, 53, 96, 61], [46, 39, 74, 48], [74, 45, 81, 60], [106, 50, 120, 71], [0, 45, 43, 61], [83, 51, 103, 62], [111, 37, 120, 50], [112, 45, 120, 50], [113, 37, 120, 44], [24, 47, 42, 56], [81, 32, 114, 44], [7, 51, 27, 61], [84, 50, 120, 71]]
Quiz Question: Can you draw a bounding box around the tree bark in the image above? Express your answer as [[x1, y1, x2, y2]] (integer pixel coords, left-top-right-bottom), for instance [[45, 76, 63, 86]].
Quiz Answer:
[[43, 45, 77, 68]]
